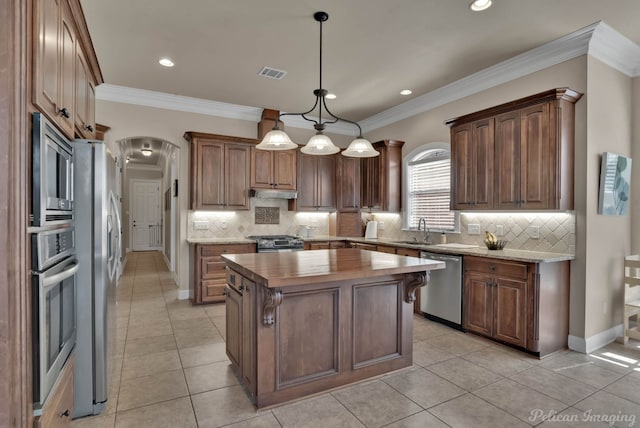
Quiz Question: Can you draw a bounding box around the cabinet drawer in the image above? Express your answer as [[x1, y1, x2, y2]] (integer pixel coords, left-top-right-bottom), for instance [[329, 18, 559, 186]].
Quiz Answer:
[[35, 355, 74, 428], [329, 241, 346, 249], [397, 248, 420, 257], [200, 244, 255, 257], [201, 258, 227, 278], [465, 257, 528, 279], [202, 281, 226, 302], [376, 245, 397, 254]]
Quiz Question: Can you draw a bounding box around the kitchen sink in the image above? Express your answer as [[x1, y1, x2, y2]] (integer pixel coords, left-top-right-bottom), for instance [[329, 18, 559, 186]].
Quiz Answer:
[[393, 240, 426, 245]]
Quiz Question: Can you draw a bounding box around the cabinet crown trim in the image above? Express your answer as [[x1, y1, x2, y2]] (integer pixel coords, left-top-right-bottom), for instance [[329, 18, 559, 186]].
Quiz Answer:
[[445, 88, 583, 127]]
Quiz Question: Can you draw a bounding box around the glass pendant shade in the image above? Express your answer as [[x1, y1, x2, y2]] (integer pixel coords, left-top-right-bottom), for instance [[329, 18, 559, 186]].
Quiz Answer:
[[256, 129, 298, 150], [300, 133, 340, 155], [342, 138, 379, 158], [141, 148, 153, 156]]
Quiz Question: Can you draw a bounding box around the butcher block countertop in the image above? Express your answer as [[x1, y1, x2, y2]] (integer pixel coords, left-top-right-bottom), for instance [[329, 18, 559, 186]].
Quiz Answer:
[[221, 248, 445, 288]]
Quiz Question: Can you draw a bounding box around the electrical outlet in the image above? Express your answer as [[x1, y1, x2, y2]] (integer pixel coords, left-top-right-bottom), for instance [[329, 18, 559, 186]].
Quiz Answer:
[[530, 226, 540, 239], [220, 220, 228, 230], [496, 225, 504, 236], [193, 220, 209, 230], [379, 221, 385, 230], [468, 224, 480, 235]]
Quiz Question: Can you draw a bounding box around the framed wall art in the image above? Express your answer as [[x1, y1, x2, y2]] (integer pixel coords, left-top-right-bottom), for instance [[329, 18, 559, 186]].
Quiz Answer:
[[598, 152, 632, 216]]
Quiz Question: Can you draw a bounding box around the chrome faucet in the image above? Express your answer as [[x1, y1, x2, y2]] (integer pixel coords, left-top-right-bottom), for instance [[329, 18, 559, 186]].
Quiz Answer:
[[417, 217, 432, 244]]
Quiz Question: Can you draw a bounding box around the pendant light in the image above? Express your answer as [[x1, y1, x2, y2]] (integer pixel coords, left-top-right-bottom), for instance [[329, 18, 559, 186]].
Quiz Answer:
[[257, 11, 379, 158]]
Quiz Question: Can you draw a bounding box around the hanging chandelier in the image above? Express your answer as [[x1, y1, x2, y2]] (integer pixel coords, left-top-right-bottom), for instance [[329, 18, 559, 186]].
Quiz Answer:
[[256, 11, 379, 158]]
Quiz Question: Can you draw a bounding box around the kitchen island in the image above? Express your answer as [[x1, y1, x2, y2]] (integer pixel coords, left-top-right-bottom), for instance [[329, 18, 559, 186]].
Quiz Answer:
[[221, 248, 444, 408]]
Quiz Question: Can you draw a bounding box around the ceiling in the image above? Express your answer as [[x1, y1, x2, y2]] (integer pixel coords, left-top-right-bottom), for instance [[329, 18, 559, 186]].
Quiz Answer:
[[120, 137, 173, 168], [80, 0, 640, 126]]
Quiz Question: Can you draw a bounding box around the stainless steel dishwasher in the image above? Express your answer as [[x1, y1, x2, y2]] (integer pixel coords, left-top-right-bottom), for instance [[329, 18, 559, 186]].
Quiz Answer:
[[420, 252, 463, 329]]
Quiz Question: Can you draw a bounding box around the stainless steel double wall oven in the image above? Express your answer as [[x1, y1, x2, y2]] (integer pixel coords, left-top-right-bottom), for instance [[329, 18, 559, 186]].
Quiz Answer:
[[31, 113, 78, 411]]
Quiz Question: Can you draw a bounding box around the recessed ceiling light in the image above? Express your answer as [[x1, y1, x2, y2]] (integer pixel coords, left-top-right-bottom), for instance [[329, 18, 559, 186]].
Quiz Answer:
[[400, 89, 412, 96], [470, 0, 492, 11], [159, 58, 175, 67], [325, 93, 337, 100]]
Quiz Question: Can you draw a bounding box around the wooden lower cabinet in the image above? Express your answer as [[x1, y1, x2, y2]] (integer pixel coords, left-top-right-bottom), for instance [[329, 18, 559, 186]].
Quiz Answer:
[[224, 271, 257, 398], [463, 256, 569, 356], [193, 243, 255, 304], [34, 355, 74, 428]]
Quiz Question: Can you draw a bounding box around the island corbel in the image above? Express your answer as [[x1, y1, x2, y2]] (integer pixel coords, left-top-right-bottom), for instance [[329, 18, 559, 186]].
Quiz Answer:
[[263, 288, 283, 326], [405, 271, 428, 303]]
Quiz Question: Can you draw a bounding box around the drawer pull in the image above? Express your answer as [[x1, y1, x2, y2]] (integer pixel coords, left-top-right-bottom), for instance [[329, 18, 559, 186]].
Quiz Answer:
[[229, 274, 236, 284], [239, 284, 245, 291], [59, 409, 70, 418], [489, 265, 496, 271]]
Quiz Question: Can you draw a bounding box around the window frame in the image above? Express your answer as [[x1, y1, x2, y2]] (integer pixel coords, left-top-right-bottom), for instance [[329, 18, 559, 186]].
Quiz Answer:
[[402, 142, 460, 233]]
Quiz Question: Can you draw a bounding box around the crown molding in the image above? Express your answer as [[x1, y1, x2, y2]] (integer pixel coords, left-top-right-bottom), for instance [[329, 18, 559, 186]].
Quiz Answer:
[[360, 22, 597, 132], [96, 84, 263, 122], [96, 21, 640, 135], [362, 21, 640, 132], [589, 22, 640, 77]]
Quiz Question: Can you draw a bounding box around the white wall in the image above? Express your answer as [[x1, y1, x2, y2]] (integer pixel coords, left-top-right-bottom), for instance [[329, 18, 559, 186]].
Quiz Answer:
[[584, 57, 633, 338]]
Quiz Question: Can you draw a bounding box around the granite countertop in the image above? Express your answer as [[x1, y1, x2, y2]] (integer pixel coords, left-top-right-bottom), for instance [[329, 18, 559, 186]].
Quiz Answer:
[[222, 249, 445, 288], [187, 235, 574, 263], [307, 235, 574, 263]]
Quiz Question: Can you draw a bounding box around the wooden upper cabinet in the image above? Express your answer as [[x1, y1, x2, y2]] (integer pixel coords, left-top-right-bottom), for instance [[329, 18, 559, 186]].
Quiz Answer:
[[337, 155, 360, 212], [185, 132, 254, 211], [33, 0, 103, 140], [75, 46, 96, 139], [447, 88, 581, 211], [34, 0, 76, 138], [250, 148, 296, 190], [451, 119, 493, 210], [289, 153, 336, 211], [360, 140, 404, 212], [519, 103, 552, 209]]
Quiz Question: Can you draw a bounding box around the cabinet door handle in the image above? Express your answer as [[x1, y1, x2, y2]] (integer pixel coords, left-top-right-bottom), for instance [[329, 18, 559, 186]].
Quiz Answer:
[[239, 284, 245, 291], [85, 124, 94, 132], [59, 409, 70, 418], [489, 265, 496, 271], [57, 107, 70, 118]]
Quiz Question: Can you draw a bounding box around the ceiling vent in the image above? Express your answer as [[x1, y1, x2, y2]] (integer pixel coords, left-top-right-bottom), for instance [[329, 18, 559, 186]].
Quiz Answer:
[[258, 66, 287, 80]]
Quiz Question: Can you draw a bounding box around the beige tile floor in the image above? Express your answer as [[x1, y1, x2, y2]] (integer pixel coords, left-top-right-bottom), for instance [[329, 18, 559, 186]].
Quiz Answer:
[[71, 251, 640, 428]]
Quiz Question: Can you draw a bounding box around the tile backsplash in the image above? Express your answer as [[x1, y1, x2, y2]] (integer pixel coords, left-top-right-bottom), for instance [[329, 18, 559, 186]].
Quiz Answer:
[[369, 211, 575, 254], [188, 198, 575, 255], [188, 198, 330, 239]]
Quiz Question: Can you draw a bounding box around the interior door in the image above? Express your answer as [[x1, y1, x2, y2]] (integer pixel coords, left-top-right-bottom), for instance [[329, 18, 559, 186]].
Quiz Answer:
[[131, 180, 161, 251]]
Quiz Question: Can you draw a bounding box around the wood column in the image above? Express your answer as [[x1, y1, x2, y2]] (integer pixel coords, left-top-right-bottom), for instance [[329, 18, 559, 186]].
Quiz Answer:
[[0, 0, 32, 426], [257, 108, 284, 139]]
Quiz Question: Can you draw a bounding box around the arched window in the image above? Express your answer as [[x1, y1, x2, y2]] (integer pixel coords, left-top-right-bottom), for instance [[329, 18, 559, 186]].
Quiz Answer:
[[403, 143, 459, 232]]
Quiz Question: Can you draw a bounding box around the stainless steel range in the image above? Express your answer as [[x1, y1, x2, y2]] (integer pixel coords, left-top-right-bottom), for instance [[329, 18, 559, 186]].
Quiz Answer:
[[248, 235, 304, 253]]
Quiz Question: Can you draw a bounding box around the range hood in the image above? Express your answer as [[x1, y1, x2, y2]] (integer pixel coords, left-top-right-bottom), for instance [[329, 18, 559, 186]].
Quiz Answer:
[[249, 189, 298, 199]]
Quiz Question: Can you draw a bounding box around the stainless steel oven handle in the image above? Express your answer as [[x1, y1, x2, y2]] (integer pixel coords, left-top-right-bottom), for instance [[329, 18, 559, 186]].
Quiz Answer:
[[43, 260, 79, 288]]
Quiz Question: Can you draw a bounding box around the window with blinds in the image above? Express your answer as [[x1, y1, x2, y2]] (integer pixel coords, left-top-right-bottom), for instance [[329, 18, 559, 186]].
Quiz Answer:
[[407, 148, 457, 231]]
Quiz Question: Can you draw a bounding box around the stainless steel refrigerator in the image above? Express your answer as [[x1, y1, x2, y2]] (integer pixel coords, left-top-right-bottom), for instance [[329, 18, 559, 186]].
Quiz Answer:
[[72, 139, 121, 417]]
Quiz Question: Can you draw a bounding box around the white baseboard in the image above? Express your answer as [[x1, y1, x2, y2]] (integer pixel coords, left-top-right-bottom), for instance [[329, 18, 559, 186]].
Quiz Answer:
[[163, 254, 171, 269], [178, 289, 191, 300], [126, 247, 131, 253], [568, 324, 624, 354]]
